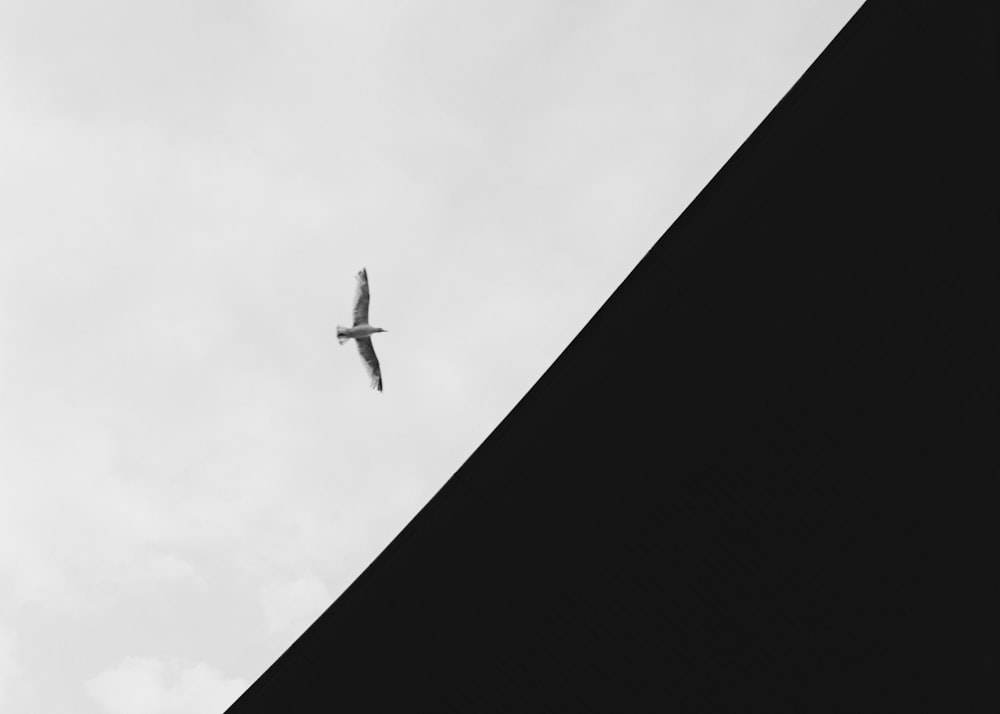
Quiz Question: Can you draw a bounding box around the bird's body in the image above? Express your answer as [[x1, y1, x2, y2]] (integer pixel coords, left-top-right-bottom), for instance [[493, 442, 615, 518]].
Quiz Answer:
[[337, 324, 383, 341], [337, 268, 387, 391]]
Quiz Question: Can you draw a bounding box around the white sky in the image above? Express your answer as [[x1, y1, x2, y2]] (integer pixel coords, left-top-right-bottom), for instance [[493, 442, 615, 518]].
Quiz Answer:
[[0, 1, 863, 711]]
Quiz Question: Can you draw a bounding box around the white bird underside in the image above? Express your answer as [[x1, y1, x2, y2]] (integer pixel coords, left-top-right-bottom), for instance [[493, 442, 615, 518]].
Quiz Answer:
[[337, 268, 385, 392]]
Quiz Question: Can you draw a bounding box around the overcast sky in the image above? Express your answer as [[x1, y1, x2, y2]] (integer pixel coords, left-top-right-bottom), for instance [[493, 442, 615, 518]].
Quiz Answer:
[[0, 1, 863, 711]]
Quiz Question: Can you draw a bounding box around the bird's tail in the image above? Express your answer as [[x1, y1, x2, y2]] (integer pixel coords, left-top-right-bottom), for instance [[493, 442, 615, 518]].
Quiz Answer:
[[336, 326, 349, 345]]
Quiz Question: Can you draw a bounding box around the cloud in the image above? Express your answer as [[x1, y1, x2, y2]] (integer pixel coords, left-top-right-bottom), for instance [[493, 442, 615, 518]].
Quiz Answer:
[[0, 400, 190, 610], [123, 554, 201, 586], [259, 573, 332, 636], [86, 657, 247, 714], [0, 624, 20, 708]]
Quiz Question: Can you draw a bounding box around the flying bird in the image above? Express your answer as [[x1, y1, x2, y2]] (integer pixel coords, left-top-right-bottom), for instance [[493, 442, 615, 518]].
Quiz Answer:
[[337, 268, 387, 391]]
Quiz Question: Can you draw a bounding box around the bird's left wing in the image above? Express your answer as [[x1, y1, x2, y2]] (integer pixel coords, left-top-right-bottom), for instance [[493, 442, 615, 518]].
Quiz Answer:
[[355, 337, 382, 392], [352, 268, 370, 327]]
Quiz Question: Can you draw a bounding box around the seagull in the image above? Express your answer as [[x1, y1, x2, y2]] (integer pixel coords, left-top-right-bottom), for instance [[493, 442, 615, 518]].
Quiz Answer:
[[337, 268, 387, 392]]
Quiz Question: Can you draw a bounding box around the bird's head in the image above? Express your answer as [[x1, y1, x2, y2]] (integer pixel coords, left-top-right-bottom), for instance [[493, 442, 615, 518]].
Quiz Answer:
[[376, 327, 388, 333]]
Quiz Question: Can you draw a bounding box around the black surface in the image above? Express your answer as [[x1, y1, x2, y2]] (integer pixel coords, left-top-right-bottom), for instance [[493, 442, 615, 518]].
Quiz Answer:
[[228, 1, 998, 711]]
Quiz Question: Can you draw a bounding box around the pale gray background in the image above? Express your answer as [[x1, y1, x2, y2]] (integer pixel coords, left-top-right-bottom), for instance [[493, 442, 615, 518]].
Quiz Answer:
[[0, 1, 863, 711]]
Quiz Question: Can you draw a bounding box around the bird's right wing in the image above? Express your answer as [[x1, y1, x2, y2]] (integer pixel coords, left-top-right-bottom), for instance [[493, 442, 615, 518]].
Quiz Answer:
[[355, 337, 382, 392], [352, 268, 370, 327]]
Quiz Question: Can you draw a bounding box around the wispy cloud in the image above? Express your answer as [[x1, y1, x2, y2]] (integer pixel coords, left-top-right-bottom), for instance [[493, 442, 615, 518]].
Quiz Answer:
[[0, 624, 21, 709], [122, 554, 202, 587], [86, 657, 247, 714]]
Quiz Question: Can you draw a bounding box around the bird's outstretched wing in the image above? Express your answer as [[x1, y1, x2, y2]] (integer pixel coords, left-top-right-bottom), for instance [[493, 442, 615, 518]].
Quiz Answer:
[[356, 337, 382, 391], [352, 268, 370, 327]]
